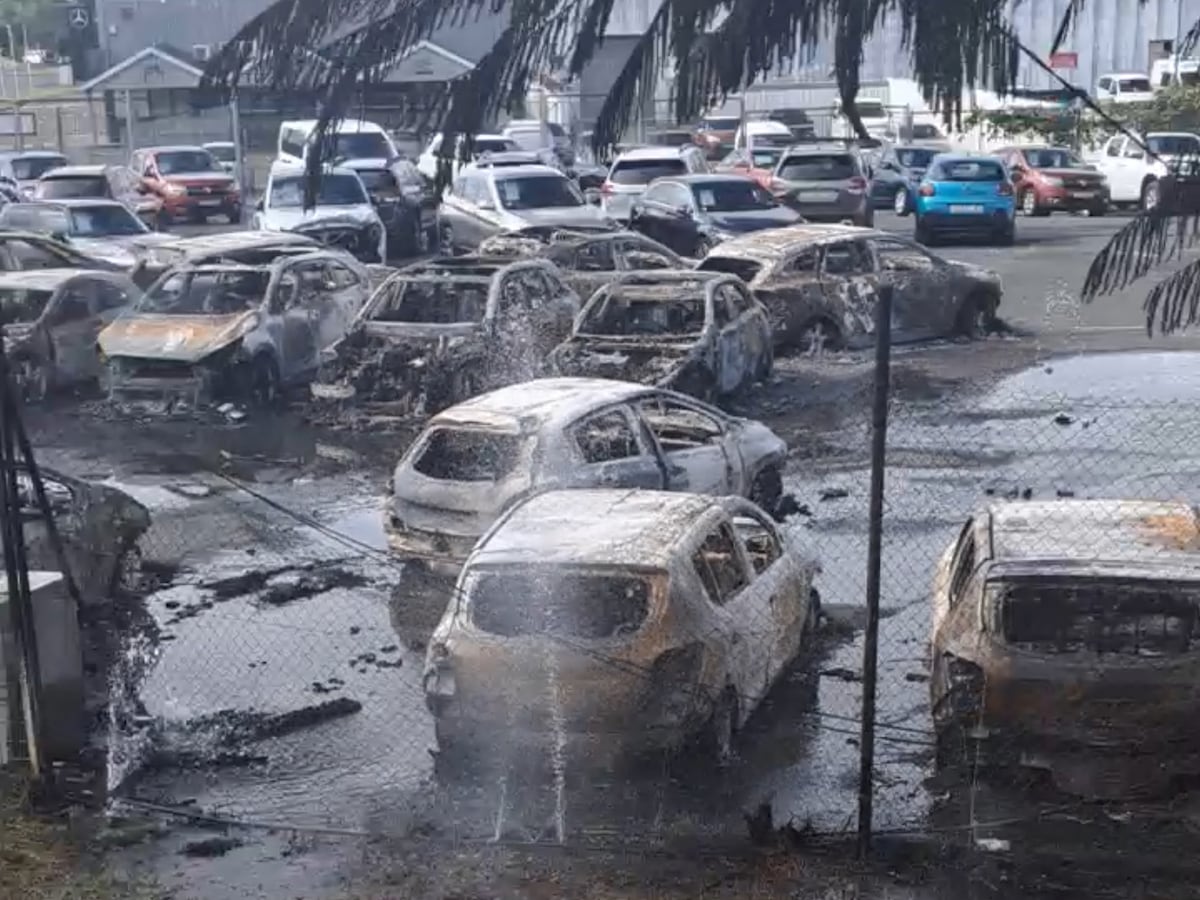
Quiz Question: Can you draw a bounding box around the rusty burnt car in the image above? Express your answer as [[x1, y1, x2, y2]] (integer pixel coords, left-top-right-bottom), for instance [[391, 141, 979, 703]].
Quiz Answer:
[[930, 499, 1200, 799], [477, 226, 690, 297], [127, 230, 322, 290], [311, 256, 581, 415], [550, 271, 773, 400], [424, 488, 820, 769], [0, 268, 138, 401], [98, 250, 370, 407], [696, 224, 1002, 352], [386, 378, 789, 583]]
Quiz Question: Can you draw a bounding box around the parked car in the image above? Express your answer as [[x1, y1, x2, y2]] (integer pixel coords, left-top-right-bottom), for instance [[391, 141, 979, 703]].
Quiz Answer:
[[254, 162, 387, 263], [131, 145, 241, 225], [477, 226, 687, 299], [1095, 72, 1155, 104], [628, 174, 803, 257], [551, 270, 773, 399], [600, 145, 710, 222], [768, 143, 874, 227], [734, 119, 794, 151], [338, 157, 438, 256], [647, 129, 697, 148], [202, 141, 238, 174], [502, 118, 574, 166], [437, 163, 613, 254], [1090, 132, 1198, 212], [930, 499, 1200, 798], [995, 145, 1109, 217], [33, 164, 162, 228], [99, 250, 371, 406], [868, 144, 947, 215], [694, 114, 742, 159], [715, 147, 786, 190], [765, 108, 817, 141], [276, 118, 398, 168], [0, 199, 172, 269], [424, 488, 820, 768], [0, 151, 68, 197], [697, 224, 1002, 350], [0, 229, 126, 273], [127, 230, 322, 290], [417, 132, 521, 180], [914, 154, 1016, 246], [385, 378, 789, 579], [313, 256, 581, 413], [0, 268, 138, 400]]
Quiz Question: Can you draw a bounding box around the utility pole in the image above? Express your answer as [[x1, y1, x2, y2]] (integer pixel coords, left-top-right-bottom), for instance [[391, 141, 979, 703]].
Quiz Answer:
[[1176, 0, 1186, 83]]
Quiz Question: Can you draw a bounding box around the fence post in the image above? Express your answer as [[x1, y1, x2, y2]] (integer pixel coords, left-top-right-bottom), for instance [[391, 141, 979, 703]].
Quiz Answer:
[[123, 89, 134, 156], [857, 284, 893, 857], [14, 100, 22, 152], [54, 104, 63, 153]]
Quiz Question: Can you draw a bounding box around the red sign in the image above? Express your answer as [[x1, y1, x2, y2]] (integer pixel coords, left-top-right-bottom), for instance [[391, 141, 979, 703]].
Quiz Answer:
[[1050, 51, 1079, 69]]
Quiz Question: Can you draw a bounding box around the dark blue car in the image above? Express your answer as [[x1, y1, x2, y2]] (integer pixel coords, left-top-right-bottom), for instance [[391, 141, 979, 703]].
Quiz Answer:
[[868, 144, 947, 215]]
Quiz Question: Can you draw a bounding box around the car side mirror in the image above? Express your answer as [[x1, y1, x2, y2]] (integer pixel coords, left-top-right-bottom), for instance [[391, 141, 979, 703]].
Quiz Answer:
[[674, 204, 691, 217], [477, 198, 494, 210]]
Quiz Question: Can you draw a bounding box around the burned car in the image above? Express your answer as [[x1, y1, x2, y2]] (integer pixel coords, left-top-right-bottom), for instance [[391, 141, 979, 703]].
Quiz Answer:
[[0, 268, 137, 400], [127, 230, 322, 290], [551, 271, 773, 400], [425, 489, 820, 767], [98, 250, 370, 407], [311, 256, 580, 415], [697, 224, 1001, 352], [0, 228, 126, 274], [386, 377, 789, 581], [930, 500, 1200, 799], [477, 226, 689, 299]]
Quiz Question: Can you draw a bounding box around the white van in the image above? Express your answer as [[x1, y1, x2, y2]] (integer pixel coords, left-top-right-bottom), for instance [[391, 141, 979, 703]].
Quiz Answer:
[[276, 119, 398, 166]]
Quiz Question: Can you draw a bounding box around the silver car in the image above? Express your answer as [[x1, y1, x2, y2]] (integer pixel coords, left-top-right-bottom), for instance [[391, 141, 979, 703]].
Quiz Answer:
[[0, 199, 173, 269], [769, 144, 874, 227], [600, 144, 711, 222], [385, 377, 790, 581], [0, 150, 68, 198]]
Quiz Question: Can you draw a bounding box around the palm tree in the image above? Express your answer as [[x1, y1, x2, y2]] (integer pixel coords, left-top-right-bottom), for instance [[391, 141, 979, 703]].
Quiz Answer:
[[200, 0, 1022, 180]]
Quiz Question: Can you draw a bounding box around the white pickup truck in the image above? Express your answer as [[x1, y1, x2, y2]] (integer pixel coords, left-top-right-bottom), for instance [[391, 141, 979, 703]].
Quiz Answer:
[[1092, 132, 1200, 211]]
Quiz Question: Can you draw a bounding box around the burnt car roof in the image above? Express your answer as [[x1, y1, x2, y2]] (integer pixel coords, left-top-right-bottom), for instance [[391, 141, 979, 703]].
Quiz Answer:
[[171, 250, 339, 275], [150, 231, 320, 255], [434, 377, 684, 433], [473, 488, 719, 569], [708, 224, 877, 259], [985, 499, 1200, 579]]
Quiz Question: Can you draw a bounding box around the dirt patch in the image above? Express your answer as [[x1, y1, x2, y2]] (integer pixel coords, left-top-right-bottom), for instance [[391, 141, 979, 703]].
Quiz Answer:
[[1140, 513, 1200, 550], [199, 560, 369, 605]]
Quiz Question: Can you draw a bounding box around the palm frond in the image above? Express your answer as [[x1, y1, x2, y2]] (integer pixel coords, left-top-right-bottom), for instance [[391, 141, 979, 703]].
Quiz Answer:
[[1083, 211, 1200, 304], [1141, 252, 1200, 336]]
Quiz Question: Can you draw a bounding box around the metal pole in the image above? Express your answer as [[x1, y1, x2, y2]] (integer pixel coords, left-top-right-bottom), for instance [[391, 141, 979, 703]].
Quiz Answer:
[[14, 101, 23, 152], [230, 91, 244, 218], [21, 25, 31, 97], [1176, 0, 1186, 83], [123, 89, 134, 155], [856, 284, 893, 858]]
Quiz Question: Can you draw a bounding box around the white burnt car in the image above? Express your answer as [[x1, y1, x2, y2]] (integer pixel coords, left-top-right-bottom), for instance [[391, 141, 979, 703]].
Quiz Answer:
[[550, 271, 774, 400], [424, 489, 821, 768], [386, 377, 789, 582]]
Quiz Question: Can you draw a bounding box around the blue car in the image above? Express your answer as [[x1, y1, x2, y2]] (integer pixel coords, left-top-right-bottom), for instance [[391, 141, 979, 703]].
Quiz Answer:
[[913, 154, 1016, 246]]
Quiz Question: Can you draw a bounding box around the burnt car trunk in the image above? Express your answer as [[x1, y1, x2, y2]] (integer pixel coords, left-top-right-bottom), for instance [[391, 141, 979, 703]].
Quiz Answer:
[[552, 340, 695, 390]]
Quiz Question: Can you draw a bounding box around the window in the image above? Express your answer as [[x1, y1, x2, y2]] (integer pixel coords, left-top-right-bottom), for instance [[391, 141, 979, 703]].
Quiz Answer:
[[95, 281, 131, 311], [822, 241, 871, 276], [1123, 142, 1146, 159], [638, 397, 724, 451], [269, 173, 368, 208], [35, 176, 108, 199], [1098, 77, 1112, 92], [643, 182, 682, 205], [48, 288, 92, 325], [10, 155, 65, 181], [734, 514, 782, 575], [574, 240, 615, 271], [411, 427, 527, 481], [281, 127, 307, 159], [573, 410, 642, 463], [777, 153, 856, 181], [1105, 138, 1122, 158], [8, 239, 73, 270], [874, 237, 933, 273], [692, 180, 776, 212], [618, 240, 676, 271], [609, 157, 688, 185], [495, 174, 583, 210], [470, 569, 650, 639], [697, 255, 763, 282], [949, 523, 976, 604], [462, 175, 491, 206], [783, 249, 818, 274], [692, 525, 748, 605], [326, 261, 362, 289], [154, 150, 222, 175], [933, 159, 1004, 181], [1118, 77, 1152, 93], [1147, 134, 1200, 156], [720, 283, 751, 317]]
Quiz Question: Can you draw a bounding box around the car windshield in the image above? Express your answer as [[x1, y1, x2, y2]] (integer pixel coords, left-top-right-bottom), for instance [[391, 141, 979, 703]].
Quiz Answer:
[[70, 204, 147, 236], [855, 101, 887, 119], [581, 291, 707, 336], [910, 124, 943, 139], [139, 269, 268, 315], [1147, 135, 1200, 156], [935, 159, 1005, 181], [506, 127, 548, 151], [692, 180, 776, 211], [495, 174, 583, 209], [610, 158, 687, 185], [895, 148, 937, 168], [330, 132, 391, 159], [470, 568, 651, 639], [1119, 77, 1152, 93], [0, 205, 70, 233], [748, 131, 794, 148], [471, 137, 520, 155], [37, 176, 106, 198], [270, 174, 368, 207], [702, 117, 740, 131], [11, 156, 66, 180], [355, 168, 399, 196], [411, 427, 526, 481], [0, 287, 52, 325], [651, 131, 694, 147], [748, 148, 783, 168], [696, 256, 763, 282], [777, 153, 857, 180], [155, 150, 222, 174], [368, 277, 488, 324], [1023, 148, 1085, 168], [206, 145, 236, 162]]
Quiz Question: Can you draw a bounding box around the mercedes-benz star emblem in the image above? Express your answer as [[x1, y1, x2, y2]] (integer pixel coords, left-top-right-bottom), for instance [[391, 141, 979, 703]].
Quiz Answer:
[[68, 7, 89, 29]]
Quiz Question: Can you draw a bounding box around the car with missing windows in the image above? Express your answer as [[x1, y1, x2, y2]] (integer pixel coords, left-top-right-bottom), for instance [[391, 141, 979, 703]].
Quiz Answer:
[[126, 230, 322, 290], [424, 488, 820, 770], [0, 151, 68, 197], [476, 226, 689, 299], [930, 499, 1200, 799], [628, 174, 803, 257], [696, 224, 1001, 352], [551, 271, 773, 399], [254, 162, 387, 264], [0, 199, 173, 269], [385, 378, 789, 583], [132, 145, 241, 225], [0, 268, 138, 401], [33, 164, 162, 228], [312, 256, 581, 415], [914, 154, 1016, 246], [766, 143, 874, 227], [98, 250, 371, 408], [437, 163, 613, 253]]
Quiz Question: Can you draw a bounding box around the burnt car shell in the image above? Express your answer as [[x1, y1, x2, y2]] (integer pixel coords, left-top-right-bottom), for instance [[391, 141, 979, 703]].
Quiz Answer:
[[128, 231, 321, 290], [931, 499, 1200, 799]]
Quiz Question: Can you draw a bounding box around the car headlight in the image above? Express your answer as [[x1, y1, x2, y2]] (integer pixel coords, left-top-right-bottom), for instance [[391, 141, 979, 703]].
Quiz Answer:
[[165, 183, 188, 197]]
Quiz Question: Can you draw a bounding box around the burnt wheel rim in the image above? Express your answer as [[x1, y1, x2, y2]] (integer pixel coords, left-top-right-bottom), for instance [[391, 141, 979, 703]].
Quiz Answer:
[[18, 359, 46, 402], [801, 321, 837, 355]]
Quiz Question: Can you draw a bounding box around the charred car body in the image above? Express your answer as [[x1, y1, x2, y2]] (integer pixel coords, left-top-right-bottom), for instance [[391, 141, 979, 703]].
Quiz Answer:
[[0, 268, 137, 400], [312, 256, 580, 414], [99, 250, 370, 407], [128, 231, 321, 290], [930, 500, 1200, 799], [386, 377, 789, 580], [697, 225, 1001, 352], [425, 489, 820, 768], [551, 271, 773, 400]]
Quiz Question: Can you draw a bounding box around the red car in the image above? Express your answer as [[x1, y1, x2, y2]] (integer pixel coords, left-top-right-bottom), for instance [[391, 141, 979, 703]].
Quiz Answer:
[[715, 147, 786, 190], [131, 145, 241, 225], [693, 115, 741, 160], [995, 145, 1109, 217]]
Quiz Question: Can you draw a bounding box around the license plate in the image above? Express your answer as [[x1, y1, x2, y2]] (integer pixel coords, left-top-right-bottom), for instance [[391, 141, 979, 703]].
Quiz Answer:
[[950, 204, 984, 214], [1071, 191, 1095, 199], [198, 199, 222, 207], [803, 190, 839, 203]]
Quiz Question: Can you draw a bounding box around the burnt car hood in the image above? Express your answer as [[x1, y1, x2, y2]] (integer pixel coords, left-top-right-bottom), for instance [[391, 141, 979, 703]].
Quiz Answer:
[[707, 207, 803, 233], [99, 312, 259, 363], [944, 258, 1001, 284], [554, 337, 694, 385], [72, 233, 173, 267]]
